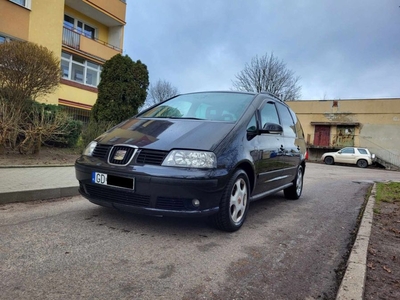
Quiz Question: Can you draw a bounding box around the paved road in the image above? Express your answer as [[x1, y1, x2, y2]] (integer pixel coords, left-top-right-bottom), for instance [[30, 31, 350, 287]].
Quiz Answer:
[[1, 163, 400, 300]]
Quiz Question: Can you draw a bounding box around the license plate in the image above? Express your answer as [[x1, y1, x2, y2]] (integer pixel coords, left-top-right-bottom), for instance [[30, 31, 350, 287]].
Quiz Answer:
[[91, 172, 135, 190], [92, 172, 107, 185]]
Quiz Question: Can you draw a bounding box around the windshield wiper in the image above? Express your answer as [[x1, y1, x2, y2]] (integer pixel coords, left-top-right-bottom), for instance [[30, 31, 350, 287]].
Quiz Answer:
[[167, 117, 205, 120]]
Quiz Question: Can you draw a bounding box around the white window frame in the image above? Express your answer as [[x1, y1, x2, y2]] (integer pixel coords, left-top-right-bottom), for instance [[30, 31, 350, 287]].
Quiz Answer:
[[63, 14, 97, 40], [61, 52, 101, 87], [9, 0, 31, 9]]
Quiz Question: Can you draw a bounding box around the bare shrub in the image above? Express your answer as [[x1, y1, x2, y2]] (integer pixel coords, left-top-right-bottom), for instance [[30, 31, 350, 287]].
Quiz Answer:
[[0, 99, 22, 152], [19, 104, 76, 154], [0, 41, 61, 152], [0, 41, 60, 108]]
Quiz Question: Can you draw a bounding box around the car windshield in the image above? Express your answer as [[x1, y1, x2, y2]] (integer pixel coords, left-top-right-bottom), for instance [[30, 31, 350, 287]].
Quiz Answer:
[[139, 92, 255, 122]]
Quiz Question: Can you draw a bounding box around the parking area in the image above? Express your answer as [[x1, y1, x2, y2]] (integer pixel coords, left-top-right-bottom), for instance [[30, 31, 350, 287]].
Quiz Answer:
[[1, 163, 400, 299]]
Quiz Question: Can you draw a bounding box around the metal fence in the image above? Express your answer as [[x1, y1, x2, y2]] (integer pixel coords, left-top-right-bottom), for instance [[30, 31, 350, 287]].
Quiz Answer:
[[62, 27, 80, 49], [60, 105, 90, 125], [62, 27, 122, 52]]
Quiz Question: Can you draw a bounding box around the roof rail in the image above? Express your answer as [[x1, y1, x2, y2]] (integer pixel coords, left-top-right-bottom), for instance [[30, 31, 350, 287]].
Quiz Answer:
[[259, 91, 284, 102]]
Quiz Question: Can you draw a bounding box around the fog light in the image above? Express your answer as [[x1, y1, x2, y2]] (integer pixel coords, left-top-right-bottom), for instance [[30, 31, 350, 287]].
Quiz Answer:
[[192, 199, 200, 207]]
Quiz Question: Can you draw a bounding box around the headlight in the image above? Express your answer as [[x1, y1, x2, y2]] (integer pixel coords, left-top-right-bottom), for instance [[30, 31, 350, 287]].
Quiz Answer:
[[162, 150, 217, 168], [83, 141, 97, 156]]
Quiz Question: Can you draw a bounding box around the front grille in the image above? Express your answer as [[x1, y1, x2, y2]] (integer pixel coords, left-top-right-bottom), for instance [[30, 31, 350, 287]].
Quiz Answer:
[[108, 145, 137, 165], [156, 197, 191, 210], [93, 144, 111, 159], [85, 184, 150, 207], [92, 144, 168, 166], [137, 149, 168, 165]]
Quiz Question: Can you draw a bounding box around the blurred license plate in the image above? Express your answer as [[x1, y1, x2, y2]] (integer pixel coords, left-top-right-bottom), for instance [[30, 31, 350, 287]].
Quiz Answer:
[[91, 172, 135, 190], [92, 172, 107, 185]]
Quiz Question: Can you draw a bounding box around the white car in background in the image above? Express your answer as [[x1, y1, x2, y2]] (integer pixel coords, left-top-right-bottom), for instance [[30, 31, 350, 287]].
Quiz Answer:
[[322, 147, 376, 168]]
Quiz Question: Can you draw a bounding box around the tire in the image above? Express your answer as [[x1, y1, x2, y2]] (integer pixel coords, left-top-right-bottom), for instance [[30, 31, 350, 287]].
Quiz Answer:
[[284, 165, 304, 200], [324, 156, 334, 165], [209, 169, 250, 232], [357, 159, 368, 168]]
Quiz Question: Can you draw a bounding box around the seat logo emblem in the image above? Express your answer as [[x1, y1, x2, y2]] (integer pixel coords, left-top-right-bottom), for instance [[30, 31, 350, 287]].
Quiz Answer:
[[114, 150, 126, 161]]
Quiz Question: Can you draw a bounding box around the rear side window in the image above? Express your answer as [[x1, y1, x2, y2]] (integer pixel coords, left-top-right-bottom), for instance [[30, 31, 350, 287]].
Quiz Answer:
[[275, 102, 296, 138], [358, 148, 368, 154]]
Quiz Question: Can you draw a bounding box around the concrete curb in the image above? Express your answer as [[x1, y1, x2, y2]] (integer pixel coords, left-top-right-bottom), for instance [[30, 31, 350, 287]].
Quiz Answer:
[[336, 183, 376, 299], [0, 164, 74, 168], [0, 187, 80, 205]]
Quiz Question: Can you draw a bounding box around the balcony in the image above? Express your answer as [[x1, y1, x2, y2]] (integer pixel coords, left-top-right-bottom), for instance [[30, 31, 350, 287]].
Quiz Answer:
[[65, 0, 126, 26], [62, 27, 121, 61]]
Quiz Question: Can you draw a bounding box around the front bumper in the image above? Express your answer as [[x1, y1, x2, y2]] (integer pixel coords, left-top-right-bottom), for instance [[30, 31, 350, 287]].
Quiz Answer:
[[75, 157, 229, 217]]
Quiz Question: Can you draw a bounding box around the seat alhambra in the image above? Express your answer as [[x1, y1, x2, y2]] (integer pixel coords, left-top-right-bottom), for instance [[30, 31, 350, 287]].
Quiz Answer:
[[75, 91, 307, 232]]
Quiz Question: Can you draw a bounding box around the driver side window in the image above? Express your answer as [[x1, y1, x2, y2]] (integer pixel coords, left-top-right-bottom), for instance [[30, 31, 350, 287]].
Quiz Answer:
[[341, 147, 355, 154], [260, 102, 280, 127]]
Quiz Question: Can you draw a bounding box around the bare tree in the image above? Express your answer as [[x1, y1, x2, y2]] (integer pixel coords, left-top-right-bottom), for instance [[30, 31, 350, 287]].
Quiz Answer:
[[148, 79, 178, 106], [232, 52, 301, 101]]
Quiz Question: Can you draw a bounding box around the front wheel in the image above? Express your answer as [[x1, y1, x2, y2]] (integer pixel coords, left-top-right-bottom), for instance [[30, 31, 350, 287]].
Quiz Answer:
[[209, 169, 250, 232], [324, 156, 334, 165], [284, 165, 304, 200], [357, 159, 368, 168]]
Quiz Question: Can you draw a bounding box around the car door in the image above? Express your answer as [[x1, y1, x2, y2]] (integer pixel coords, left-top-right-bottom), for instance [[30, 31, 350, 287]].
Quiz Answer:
[[336, 147, 356, 163], [275, 102, 301, 183], [252, 101, 285, 195]]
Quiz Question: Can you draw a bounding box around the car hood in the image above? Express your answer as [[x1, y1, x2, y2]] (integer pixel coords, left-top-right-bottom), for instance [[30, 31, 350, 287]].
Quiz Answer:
[[96, 118, 235, 151]]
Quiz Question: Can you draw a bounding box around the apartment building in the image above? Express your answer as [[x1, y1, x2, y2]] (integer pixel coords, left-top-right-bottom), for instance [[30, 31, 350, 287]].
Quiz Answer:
[[0, 0, 126, 121], [287, 98, 400, 168]]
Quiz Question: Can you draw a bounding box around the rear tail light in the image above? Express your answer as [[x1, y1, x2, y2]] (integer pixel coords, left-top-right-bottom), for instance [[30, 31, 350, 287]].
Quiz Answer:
[[305, 150, 309, 160]]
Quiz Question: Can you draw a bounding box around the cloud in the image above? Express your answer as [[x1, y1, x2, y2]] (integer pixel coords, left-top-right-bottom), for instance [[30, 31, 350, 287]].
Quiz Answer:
[[124, 0, 400, 100]]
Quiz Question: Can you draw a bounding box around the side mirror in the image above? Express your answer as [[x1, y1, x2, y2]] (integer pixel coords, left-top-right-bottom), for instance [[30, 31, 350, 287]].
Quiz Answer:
[[246, 125, 258, 140], [259, 123, 283, 134]]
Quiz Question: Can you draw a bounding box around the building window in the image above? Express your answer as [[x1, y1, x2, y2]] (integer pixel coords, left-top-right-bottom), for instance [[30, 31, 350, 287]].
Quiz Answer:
[[61, 52, 101, 87], [64, 15, 75, 30], [9, 0, 31, 9], [77, 21, 95, 39], [63, 14, 96, 39]]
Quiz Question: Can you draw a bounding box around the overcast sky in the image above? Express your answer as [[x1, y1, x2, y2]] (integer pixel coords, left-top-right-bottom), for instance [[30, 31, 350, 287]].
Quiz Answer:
[[124, 0, 400, 100]]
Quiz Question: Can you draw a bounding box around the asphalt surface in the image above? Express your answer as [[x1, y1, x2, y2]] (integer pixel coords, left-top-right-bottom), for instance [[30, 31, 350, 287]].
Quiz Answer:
[[1, 163, 399, 299]]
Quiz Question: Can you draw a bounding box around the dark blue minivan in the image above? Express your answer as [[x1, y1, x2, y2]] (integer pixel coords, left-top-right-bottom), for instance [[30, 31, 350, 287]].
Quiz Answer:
[[75, 91, 307, 232]]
